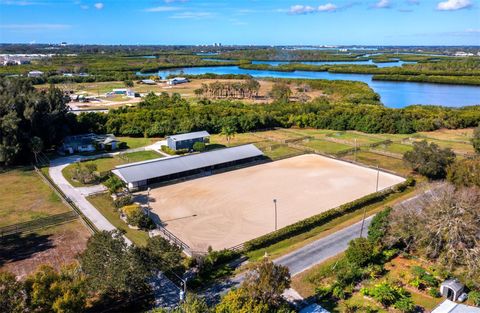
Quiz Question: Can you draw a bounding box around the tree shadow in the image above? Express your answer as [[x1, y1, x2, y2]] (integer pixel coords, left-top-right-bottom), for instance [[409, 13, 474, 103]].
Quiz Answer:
[[0, 232, 55, 267]]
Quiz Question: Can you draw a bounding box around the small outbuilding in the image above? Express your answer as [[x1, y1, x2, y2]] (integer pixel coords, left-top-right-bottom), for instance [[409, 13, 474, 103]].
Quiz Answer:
[[167, 131, 210, 151], [440, 279, 465, 301], [28, 70, 44, 77], [141, 79, 156, 85], [167, 77, 189, 85]]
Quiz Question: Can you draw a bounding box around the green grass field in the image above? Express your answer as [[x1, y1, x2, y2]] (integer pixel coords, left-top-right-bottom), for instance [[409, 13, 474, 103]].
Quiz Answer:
[[62, 150, 162, 187], [301, 138, 352, 155], [117, 137, 162, 149], [0, 169, 70, 227], [374, 142, 413, 155], [343, 151, 411, 176], [87, 193, 149, 246]]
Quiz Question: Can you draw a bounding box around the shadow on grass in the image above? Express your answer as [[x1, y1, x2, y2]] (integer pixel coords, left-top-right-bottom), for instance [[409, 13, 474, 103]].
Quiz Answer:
[[0, 232, 54, 267]]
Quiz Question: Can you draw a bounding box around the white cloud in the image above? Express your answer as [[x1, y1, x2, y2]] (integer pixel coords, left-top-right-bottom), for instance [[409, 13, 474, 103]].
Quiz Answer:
[[373, 0, 391, 8], [436, 0, 472, 10], [0, 23, 71, 30], [318, 3, 337, 11], [289, 5, 316, 14], [169, 11, 213, 19], [93, 2, 103, 10], [288, 3, 337, 14], [144, 6, 180, 12]]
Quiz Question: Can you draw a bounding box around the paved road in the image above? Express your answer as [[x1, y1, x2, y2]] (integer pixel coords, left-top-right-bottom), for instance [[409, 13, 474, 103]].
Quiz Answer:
[[49, 156, 121, 237], [275, 216, 373, 275], [202, 216, 373, 304]]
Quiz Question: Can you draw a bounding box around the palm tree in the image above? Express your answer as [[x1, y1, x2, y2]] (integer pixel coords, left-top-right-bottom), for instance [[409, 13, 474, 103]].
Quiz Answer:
[[221, 125, 237, 146]]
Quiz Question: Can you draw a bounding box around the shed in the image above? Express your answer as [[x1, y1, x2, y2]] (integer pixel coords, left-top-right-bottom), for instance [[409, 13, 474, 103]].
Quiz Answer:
[[141, 79, 156, 85], [440, 279, 465, 301], [28, 70, 44, 77], [167, 77, 189, 85], [167, 131, 210, 151]]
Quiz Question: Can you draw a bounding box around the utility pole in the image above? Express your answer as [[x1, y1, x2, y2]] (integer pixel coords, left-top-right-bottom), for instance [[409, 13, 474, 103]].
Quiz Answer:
[[354, 138, 357, 162], [273, 199, 277, 231], [360, 164, 380, 238]]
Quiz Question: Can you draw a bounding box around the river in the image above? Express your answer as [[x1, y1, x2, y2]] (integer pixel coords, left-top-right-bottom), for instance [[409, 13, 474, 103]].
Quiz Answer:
[[138, 64, 480, 109]]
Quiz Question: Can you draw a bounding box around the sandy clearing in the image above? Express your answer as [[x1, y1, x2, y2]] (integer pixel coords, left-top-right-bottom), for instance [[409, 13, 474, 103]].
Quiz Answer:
[[143, 154, 404, 251]]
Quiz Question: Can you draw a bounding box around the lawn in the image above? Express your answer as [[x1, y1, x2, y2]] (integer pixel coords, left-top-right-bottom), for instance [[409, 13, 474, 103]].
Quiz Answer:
[[117, 136, 162, 149], [254, 141, 304, 160], [418, 128, 474, 143], [300, 138, 352, 155], [62, 150, 162, 187], [0, 169, 71, 227], [255, 129, 306, 142], [209, 132, 265, 147], [343, 151, 411, 176], [87, 193, 149, 246], [374, 143, 413, 155], [325, 131, 384, 146]]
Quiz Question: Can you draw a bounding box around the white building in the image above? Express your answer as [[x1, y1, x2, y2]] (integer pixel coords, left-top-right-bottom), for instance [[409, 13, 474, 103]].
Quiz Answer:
[[431, 300, 480, 313], [27, 70, 44, 77], [167, 77, 189, 85]]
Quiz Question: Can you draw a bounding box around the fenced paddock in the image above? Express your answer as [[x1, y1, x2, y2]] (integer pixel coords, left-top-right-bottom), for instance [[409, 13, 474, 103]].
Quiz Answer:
[[142, 154, 405, 251]]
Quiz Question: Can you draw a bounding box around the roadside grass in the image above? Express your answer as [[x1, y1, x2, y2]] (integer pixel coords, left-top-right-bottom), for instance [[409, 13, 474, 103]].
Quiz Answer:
[[117, 136, 162, 149], [300, 138, 352, 155], [246, 185, 417, 261], [62, 150, 162, 187], [0, 168, 70, 227], [87, 193, 149, 246]]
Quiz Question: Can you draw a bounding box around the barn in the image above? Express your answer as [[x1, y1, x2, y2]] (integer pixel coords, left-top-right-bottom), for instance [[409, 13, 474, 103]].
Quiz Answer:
[[112, 144, 264, 190], [167, 131, 210, 151]]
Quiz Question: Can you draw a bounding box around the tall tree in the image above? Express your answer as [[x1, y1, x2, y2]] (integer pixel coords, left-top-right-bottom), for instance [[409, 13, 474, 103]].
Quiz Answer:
[[0, 271, 25, 313], [403, 140, 456, 179], [473, 125, 480, 154]]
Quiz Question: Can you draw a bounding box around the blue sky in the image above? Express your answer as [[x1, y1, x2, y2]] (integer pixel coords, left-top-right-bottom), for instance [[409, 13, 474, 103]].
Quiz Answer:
[[0, 0, 479, 45]]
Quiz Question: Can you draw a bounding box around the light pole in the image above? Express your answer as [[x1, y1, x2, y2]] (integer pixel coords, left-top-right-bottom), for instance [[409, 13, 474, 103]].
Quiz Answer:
[[273, 199, 277, 231], [360, 165, 380, 238]]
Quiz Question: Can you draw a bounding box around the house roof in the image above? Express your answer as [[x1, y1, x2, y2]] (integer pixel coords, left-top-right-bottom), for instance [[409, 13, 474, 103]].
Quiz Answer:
[[432, 300, 480, 313], [112, 144, 264, 184], [170, 77, 187, 81], [141, 79, 156, 84], [441, 279, 464, 292], [168, 131, 210, 142]]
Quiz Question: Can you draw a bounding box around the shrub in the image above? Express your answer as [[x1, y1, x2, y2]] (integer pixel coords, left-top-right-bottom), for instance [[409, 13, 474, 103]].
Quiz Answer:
[[113, 194, 133, 209], [361, 282, 410, 307], [394, 297, 416, 313], [345, 237, 376, 267], [193, 141, 206, 152], [243, 178, 415, 251], [428, 288, 441, 298], [469, 290, 480, 306], [161, 145, 189, 155], [315, 285, 332, 299], [403, 140, 456, 179], [71, 162, 98, 184], [368, 207, 392, 244], [104, 175, 125, 194]]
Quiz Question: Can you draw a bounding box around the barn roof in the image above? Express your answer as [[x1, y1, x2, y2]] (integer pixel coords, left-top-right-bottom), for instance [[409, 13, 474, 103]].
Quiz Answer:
[[168, 131, 210, 142], [112, 144, 263, 184], [432, 300, 480, 313]]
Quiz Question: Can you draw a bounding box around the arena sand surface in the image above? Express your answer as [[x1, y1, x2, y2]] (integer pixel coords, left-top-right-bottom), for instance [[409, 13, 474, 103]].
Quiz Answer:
[[145, 154, 405, 251]]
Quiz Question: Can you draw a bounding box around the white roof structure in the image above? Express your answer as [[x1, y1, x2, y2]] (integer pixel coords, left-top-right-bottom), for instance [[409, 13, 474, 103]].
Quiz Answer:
[[432, 300, 480, 313], [112, 144, 263, 184], [168, 131, 210, 142]]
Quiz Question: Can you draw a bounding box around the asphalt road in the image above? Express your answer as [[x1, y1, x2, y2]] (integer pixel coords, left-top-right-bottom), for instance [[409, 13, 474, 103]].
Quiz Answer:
[[202, 216, 373, 304], [275, 216, 373, 275]]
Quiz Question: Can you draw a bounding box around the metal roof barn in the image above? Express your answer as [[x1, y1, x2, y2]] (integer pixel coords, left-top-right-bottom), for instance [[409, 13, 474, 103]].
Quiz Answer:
[[112, 144, 263, 189], [167, 131, 210, 142]]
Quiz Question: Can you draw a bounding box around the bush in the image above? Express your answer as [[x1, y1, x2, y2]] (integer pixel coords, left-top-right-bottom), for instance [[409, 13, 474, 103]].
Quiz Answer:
[[346, 237, 376, 267], [161, 145, 189, 155], [394, 297, 416, 313], [243, 178, 415, 251], [104, 175, 125, 194], [71, 162, 98, 184], [193, 141, 206, 152], [403, 140, 456, 179], [361, 282, 410, 307], [469, 290, 480, 306], [428, 288, 441, 298], [113, 194, 133, 209]]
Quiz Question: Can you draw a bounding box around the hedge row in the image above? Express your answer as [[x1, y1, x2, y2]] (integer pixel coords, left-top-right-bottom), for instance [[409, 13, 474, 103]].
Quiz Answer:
[[160, 145, 189, 155], [242, 176, 415, 252]]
